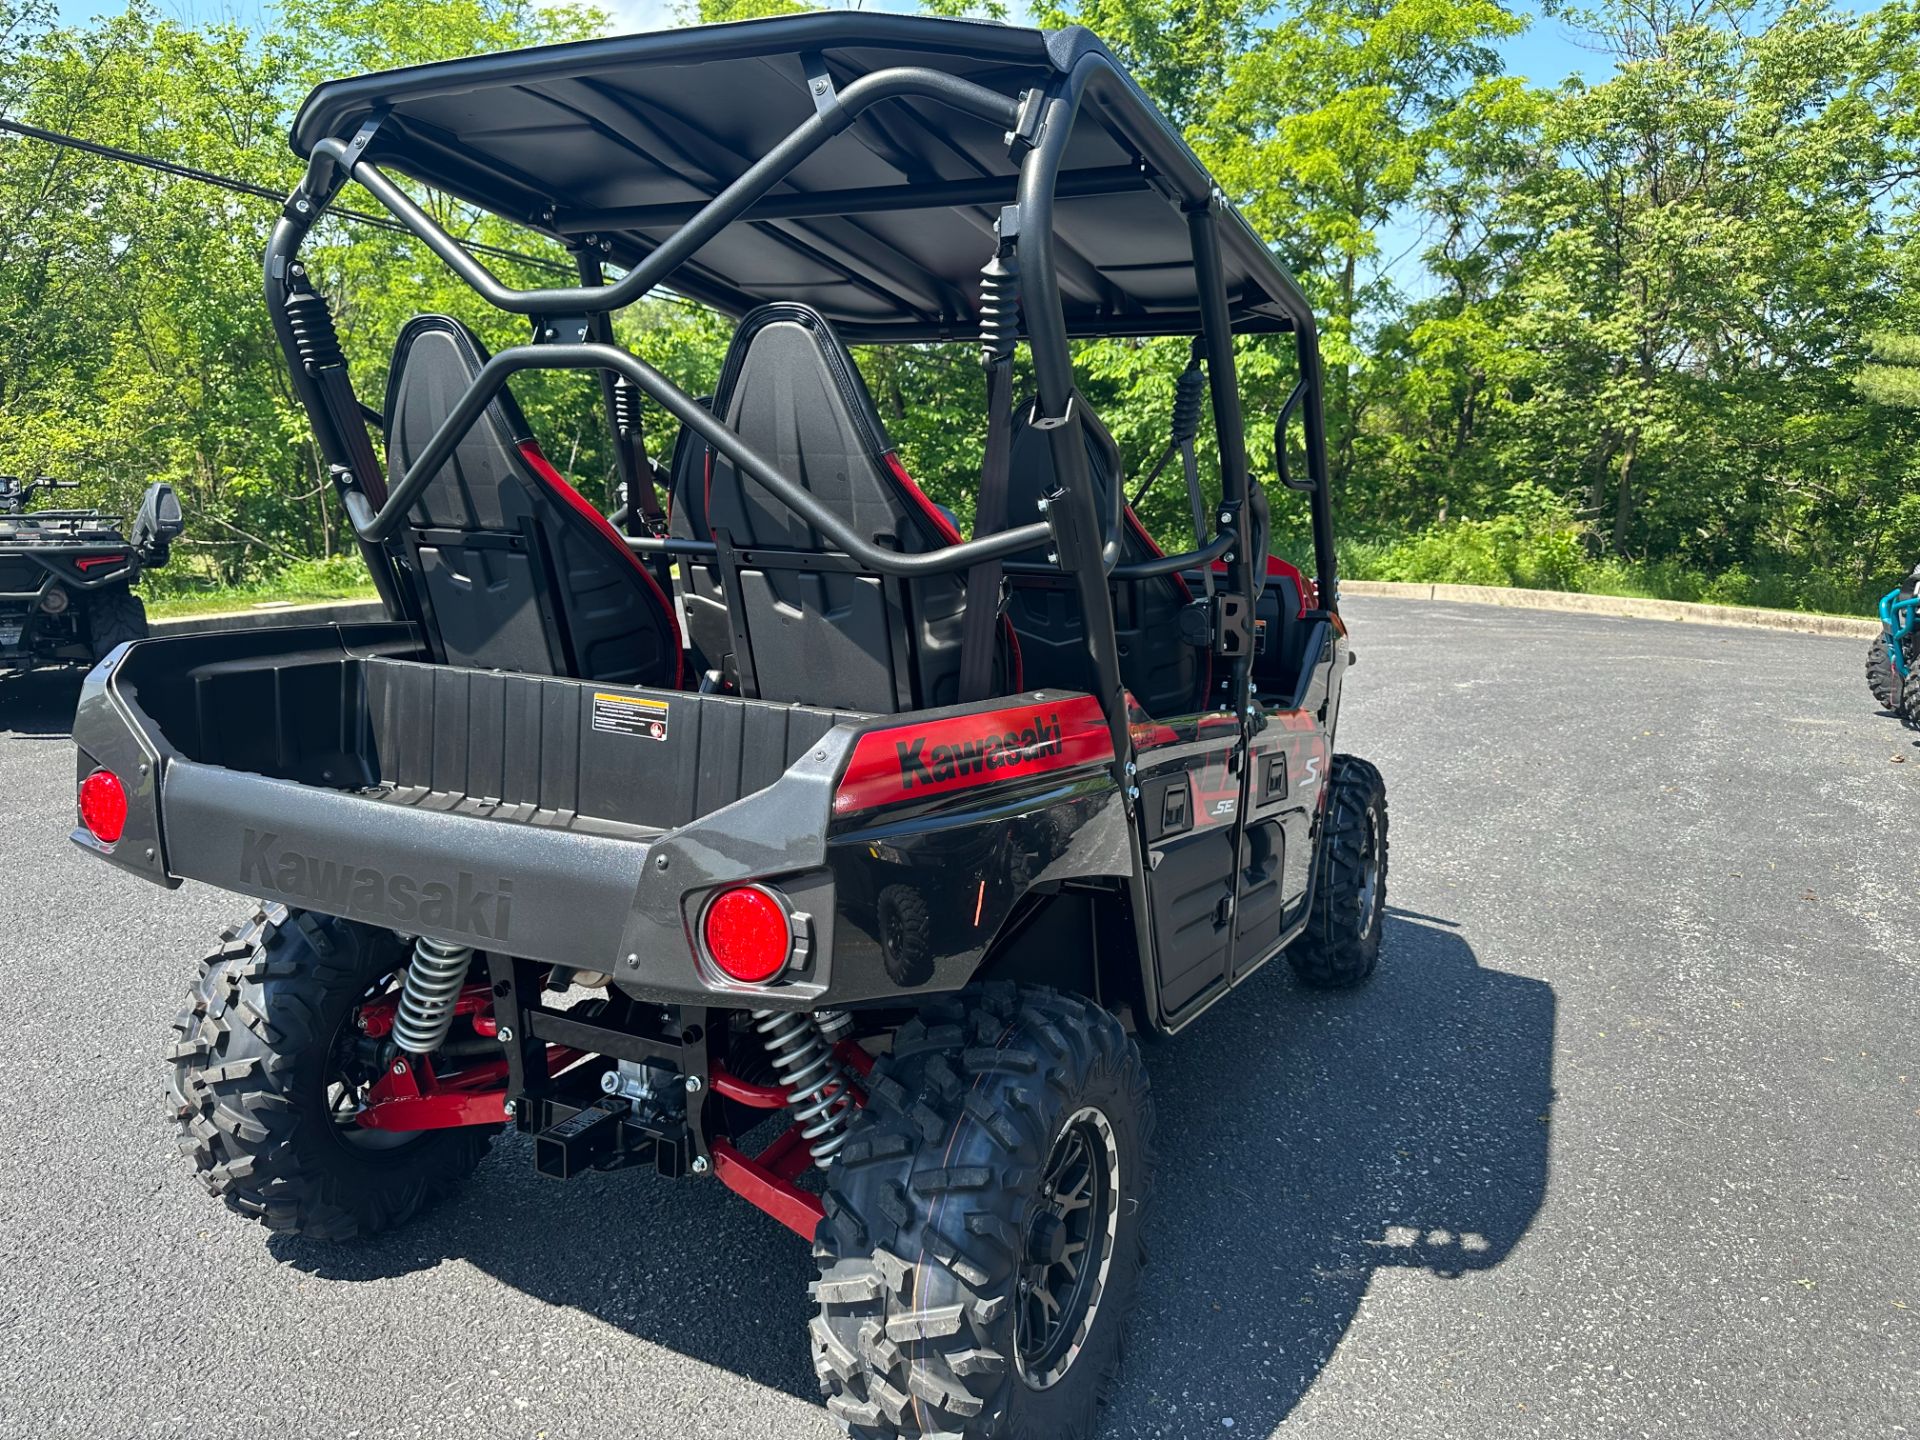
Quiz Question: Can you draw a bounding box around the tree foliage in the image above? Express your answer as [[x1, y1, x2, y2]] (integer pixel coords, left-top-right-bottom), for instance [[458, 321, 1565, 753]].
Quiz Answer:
[[3, 0, 1920, 607]]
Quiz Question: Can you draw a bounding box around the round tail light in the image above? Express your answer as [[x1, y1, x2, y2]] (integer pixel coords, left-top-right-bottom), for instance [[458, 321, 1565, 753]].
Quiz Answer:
[[701, 885, 795, 984], [78, 767, 128, 845]]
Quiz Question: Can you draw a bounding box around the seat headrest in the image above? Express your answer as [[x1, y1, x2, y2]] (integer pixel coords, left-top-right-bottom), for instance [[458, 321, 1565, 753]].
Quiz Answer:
[[385, 315, 535, 531], [704, 303, 951, 556]]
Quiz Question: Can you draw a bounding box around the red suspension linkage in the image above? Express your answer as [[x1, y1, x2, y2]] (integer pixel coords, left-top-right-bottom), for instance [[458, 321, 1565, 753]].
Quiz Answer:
[[710, 1129, 825, 1240], [707, 1040, 876, 1240], [356, 979, 496, 1040], [356, 1045, 588, 1132]]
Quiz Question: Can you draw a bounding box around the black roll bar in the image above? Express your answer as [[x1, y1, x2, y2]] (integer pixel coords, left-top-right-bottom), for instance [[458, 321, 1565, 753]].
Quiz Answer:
[[338, 341, 1053, 578], [307, 67, 1020, 319], [1015, 59, 1133, 769], [646, 524, 1238, 579]]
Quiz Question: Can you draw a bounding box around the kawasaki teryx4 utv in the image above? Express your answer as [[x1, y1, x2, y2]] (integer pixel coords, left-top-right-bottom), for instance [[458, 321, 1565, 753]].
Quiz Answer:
[[69, 17, 1386, 1437], [1870, 562, 1920, 721], [0, 473, 181, 674]]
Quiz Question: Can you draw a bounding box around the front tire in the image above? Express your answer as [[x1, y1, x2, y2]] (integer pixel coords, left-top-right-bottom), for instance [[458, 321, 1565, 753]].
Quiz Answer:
[[88, 587, 147, 661], [1287, 754, 1388, 989], [167, 906, 495, 1240], [1868, 633, 1902, 710], [812, 984, 1154, 1439]]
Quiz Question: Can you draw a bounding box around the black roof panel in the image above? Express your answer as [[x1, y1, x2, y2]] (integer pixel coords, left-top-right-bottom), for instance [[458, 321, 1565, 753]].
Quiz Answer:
[[290, 15, 1311, 341]]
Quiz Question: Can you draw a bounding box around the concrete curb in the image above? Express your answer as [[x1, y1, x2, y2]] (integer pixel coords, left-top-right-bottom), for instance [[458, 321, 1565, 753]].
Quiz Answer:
[[148, 585, 1881, 643], [149, 598, 386, 637], [1341, 580, 1881, 639]]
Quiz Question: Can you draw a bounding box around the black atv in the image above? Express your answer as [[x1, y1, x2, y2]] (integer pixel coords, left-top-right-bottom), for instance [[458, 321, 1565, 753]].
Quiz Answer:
[[0, 473, 182, 673], [69, 17, 1387, 1438]]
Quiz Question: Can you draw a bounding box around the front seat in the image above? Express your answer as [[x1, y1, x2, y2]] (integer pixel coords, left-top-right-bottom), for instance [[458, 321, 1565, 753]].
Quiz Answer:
[[384, 314, 683, 688], [1002, 401, 1210, 717], [671, 302, 1017, 713]]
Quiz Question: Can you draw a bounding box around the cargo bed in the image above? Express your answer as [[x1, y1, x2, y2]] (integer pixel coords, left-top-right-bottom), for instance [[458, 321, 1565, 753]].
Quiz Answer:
[[70, 624, 870, 989]]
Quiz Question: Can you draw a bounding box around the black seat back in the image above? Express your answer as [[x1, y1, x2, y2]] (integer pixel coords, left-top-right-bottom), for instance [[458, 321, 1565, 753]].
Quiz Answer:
[[385, 315, 683, 688], [1003, 402, 1208, 717], [671, 303, 1014, 712]]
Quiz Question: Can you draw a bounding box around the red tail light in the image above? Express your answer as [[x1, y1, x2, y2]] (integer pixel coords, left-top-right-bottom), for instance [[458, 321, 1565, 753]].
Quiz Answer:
[[701, 885, 796, 983], [78, 768, 128, 845]]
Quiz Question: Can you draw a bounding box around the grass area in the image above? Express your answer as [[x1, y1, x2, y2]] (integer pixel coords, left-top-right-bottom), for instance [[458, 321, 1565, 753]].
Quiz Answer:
[[139, 555, 378, 619], [1334, 483, 1886, 620]]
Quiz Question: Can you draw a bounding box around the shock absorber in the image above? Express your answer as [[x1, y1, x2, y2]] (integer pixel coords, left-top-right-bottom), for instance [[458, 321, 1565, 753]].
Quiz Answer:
[[282, 283, 345, 374], [1170, 359, 1206, 447], [977, 242, 1021, 369], [391, 936, 474, 1055], [753, 1009, 854, 1166]]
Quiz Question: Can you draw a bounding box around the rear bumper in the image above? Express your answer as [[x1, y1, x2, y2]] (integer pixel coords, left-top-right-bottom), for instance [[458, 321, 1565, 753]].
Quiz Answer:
[[158, 761, 651, 963]]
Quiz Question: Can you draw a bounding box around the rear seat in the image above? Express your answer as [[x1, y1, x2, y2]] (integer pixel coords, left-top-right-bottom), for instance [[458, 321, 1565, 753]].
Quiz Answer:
[[667, 303, 1018, 713], [383, 314, 684, 688]]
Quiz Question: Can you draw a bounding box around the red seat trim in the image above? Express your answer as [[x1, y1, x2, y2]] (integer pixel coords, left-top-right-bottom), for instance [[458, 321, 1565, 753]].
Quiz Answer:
[[516, 440, 686, 690]]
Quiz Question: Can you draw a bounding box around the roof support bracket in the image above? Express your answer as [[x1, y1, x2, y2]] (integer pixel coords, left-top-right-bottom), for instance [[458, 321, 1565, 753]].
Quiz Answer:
[[802, 53, 842, 125], [1004, 88, 1045, 163], [293, 109, 384, 222]]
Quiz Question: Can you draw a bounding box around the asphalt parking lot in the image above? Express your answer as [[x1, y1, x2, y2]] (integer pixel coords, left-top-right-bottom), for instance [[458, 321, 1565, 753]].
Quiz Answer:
[[0, 597, 1913, 1439]]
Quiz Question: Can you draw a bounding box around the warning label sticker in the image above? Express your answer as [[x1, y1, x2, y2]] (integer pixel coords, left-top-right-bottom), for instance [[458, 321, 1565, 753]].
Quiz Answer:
[[591, 691, 671, 742]]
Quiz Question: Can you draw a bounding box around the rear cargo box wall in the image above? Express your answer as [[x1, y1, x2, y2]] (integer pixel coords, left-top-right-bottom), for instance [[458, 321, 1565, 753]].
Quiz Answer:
[[365, 660, 864, 828]]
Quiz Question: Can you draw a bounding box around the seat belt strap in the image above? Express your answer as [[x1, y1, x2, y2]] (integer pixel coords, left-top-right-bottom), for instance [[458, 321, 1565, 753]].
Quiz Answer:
[[959, 359, 1014, 703]]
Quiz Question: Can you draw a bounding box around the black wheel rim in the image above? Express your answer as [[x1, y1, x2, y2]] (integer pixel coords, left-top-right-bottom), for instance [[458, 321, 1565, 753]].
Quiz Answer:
[[1357, 806, 1381, 939], [1016, 1106, 1120, 1390]]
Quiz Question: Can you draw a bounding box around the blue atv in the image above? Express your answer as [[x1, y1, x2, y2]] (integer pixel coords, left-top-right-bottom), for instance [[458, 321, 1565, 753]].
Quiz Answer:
[[1869, 564, 1920, 720]]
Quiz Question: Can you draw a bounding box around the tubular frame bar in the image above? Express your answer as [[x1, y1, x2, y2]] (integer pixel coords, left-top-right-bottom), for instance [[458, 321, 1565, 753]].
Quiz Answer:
[[1188, 202, 1255, 717], [263, 214, 408, 620], [1016, 58, 1133, 775], [303, 67, 1019, 319]]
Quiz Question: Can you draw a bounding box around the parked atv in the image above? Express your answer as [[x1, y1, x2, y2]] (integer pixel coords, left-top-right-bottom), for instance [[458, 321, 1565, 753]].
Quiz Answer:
[[1871, 563, 1920, 722], [0, 474, 182, 674], [70, 17, 1387, 1438]]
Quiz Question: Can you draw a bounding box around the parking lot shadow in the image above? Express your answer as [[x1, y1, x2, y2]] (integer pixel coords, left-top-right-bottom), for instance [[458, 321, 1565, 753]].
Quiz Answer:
[[270, 908, 1556, 1424], [1105, 907, 1557, 1430], [0, 668, 82, 738]]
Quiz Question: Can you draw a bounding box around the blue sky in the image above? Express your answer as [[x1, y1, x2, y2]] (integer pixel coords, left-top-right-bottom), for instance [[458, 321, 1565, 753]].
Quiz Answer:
[[51, 0, 1615, 87]]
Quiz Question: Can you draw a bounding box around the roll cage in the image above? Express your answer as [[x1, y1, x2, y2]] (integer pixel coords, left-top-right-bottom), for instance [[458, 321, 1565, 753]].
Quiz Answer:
[[267, 14, 1340, 776]]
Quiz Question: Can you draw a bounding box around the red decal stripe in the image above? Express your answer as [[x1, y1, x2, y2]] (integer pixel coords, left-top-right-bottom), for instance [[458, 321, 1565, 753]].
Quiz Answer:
[[834, 695, 1113, 815], [75, 555, 126, 572]]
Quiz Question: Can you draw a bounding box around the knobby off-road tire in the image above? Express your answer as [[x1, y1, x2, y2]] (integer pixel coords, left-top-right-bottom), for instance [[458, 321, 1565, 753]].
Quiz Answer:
[[812, 984, 1154, 1440], [1902, 666, 1920, 729], [1287, 754, 1389, 989], [1867, 632, 1903, 711], [167, 905, 494, 1240], [87, 587, 147, 661]]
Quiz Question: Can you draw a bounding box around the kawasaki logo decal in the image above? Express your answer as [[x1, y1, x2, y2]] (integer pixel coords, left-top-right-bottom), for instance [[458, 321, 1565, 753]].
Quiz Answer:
[[835, 696, 1113, 814], [896, 712, 1064, 790], [238, 829, 514, 939]]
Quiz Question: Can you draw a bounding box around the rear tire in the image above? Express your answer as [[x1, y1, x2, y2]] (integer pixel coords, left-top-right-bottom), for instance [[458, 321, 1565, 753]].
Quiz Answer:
[[88, 587, 147, 661], [1287, 754, 1388, 989], [1902, 667, 1920, 730], [167, 905, 495, 1240], [1868, 633, 1901, 710], [812, 984, 1153, 1439]]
